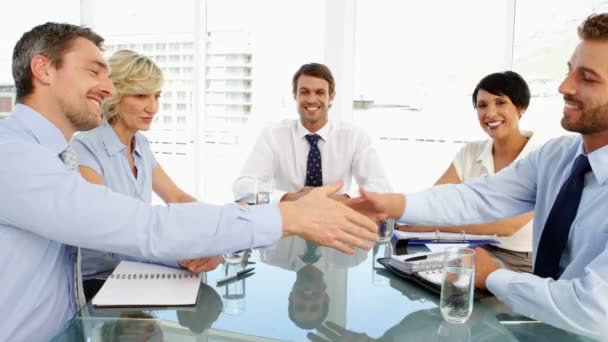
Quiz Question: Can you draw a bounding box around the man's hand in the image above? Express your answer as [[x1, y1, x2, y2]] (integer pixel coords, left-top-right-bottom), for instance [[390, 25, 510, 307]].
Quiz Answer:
[[474, 247, 501, 290], [281, 186, 314, 202], [179, 256, 223, 273], [345, 188, 405, 222], [280, 181, 379, 255], [329, 193, 350, 203]]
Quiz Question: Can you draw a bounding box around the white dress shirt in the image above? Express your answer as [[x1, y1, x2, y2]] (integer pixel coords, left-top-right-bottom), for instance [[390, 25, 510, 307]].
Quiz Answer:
[[401, 135, 608, 339], [451, 131, 538, 252], [233, 119, 391, 203]]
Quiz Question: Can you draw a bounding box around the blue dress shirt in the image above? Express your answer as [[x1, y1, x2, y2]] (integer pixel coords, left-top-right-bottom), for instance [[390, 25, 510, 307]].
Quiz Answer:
[[0, 104, 282, 341], [71, 123, 177, 280], [401, 134, 608, 339]]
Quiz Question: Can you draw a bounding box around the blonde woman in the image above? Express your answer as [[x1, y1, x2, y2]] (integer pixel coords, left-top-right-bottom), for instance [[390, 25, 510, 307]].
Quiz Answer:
[[400, 71, 537, 273], [71, 50, 222, 299]]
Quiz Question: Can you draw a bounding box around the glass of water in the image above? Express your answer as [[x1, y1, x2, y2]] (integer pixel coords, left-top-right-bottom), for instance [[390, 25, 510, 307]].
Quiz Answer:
[[439, 247, 475, 324], [377, 218, 395, 242]]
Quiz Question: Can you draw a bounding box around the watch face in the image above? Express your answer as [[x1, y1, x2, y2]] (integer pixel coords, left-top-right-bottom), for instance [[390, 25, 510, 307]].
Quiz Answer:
[[256, 192, 270, 204]]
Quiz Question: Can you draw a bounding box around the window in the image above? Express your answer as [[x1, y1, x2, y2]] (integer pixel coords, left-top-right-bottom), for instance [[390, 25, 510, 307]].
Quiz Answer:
[[512, 0, 608, 142], [0, 0, 80, 97], [353, 0, 513, 192]]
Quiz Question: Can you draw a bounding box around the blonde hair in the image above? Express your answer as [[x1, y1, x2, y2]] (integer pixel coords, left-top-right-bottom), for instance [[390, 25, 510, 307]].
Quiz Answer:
[[102, 50, 163, 124]]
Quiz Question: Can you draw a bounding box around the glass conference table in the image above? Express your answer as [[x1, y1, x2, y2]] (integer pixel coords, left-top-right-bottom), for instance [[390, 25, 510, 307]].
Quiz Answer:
[[52, 237, 592, 341]]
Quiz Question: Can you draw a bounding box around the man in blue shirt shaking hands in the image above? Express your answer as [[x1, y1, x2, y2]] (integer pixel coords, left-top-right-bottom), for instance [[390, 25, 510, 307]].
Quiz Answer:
[[0, 22, 378, 341], [348, 14, 608, 339]]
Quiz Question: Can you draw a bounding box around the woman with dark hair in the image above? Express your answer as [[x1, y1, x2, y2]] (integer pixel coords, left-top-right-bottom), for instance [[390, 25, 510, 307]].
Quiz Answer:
[[400, 71, 537, 272]]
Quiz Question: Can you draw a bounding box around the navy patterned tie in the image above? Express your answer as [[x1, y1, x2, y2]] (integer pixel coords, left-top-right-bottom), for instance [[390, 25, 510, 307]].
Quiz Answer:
[[534, 154, 591, 279], [305, 134, 323, 187]]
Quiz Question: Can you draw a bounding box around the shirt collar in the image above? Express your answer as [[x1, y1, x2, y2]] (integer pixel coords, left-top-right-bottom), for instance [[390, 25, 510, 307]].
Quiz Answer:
[[99, 122, 127, 157], [581, 140, 608, 185], [12, 103, 68, 156], [475, 131, 536, 174], [295, 119, 331, 142]]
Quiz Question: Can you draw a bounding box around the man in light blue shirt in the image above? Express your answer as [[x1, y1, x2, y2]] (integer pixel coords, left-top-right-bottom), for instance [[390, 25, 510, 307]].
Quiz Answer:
[[348, 14, 608, 339], [0, 23, 378, 341]]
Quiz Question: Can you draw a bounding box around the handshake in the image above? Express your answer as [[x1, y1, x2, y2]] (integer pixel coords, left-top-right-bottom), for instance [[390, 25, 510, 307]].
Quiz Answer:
[[278, 180, 406, 254], [179, 181, 405, 273]]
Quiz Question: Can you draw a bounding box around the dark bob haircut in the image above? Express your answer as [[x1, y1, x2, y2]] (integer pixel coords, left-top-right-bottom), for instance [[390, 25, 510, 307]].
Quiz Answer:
[[472, 71, 531, 110]]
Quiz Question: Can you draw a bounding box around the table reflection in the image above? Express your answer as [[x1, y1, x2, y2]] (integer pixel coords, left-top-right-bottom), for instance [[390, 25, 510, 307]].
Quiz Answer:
[[53, 237, 593, 341], [261, 236, 368, 331]]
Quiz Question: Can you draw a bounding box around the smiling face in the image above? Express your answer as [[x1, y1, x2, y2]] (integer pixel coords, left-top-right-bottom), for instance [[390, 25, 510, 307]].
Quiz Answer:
[[294, 74, 335, 130], [559, 39, 608, 138], [114, 92, 160, 133], [475, 89, 524, 140], [48, 37, 113, 131]]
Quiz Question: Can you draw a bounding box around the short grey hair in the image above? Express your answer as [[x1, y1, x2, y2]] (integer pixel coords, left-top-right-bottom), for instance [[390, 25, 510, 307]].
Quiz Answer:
[[12, 22, 104, 101]]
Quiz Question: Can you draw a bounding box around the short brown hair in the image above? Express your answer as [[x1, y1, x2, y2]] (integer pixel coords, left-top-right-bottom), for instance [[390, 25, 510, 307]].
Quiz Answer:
[[578, 13, 608, 40], [292, 63, 335, 95], [12, 22, 104, 101]]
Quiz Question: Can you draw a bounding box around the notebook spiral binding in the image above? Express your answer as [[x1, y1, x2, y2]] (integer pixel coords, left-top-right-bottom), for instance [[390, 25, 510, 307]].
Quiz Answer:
[[109, 273, 198, 280]]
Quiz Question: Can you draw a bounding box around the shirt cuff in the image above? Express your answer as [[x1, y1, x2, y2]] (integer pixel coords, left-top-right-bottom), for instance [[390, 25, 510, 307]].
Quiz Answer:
[[272, 190, 288, 203], [486, 269, 518, 305], [399, 192, 428, 223], [247, 203, 283, 247], [162, 260, 182, 269]]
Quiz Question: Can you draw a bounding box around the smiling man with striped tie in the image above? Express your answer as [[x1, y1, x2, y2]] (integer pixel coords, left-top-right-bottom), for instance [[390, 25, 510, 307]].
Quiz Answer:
[[233, 63, 391, 205]]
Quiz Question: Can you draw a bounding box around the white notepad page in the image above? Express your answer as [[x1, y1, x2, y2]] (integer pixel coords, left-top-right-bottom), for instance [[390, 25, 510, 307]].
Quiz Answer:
[[92, 261, 202, 307]]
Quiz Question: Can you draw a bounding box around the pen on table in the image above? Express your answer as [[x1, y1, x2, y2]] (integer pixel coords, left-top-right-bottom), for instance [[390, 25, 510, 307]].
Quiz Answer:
[[216, 267, 255, 284], [216, 271, 255, 287]]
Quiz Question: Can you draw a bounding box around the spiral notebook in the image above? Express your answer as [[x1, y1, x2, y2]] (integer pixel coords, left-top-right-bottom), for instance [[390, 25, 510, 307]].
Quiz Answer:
[[92, 261, 202, 307]]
